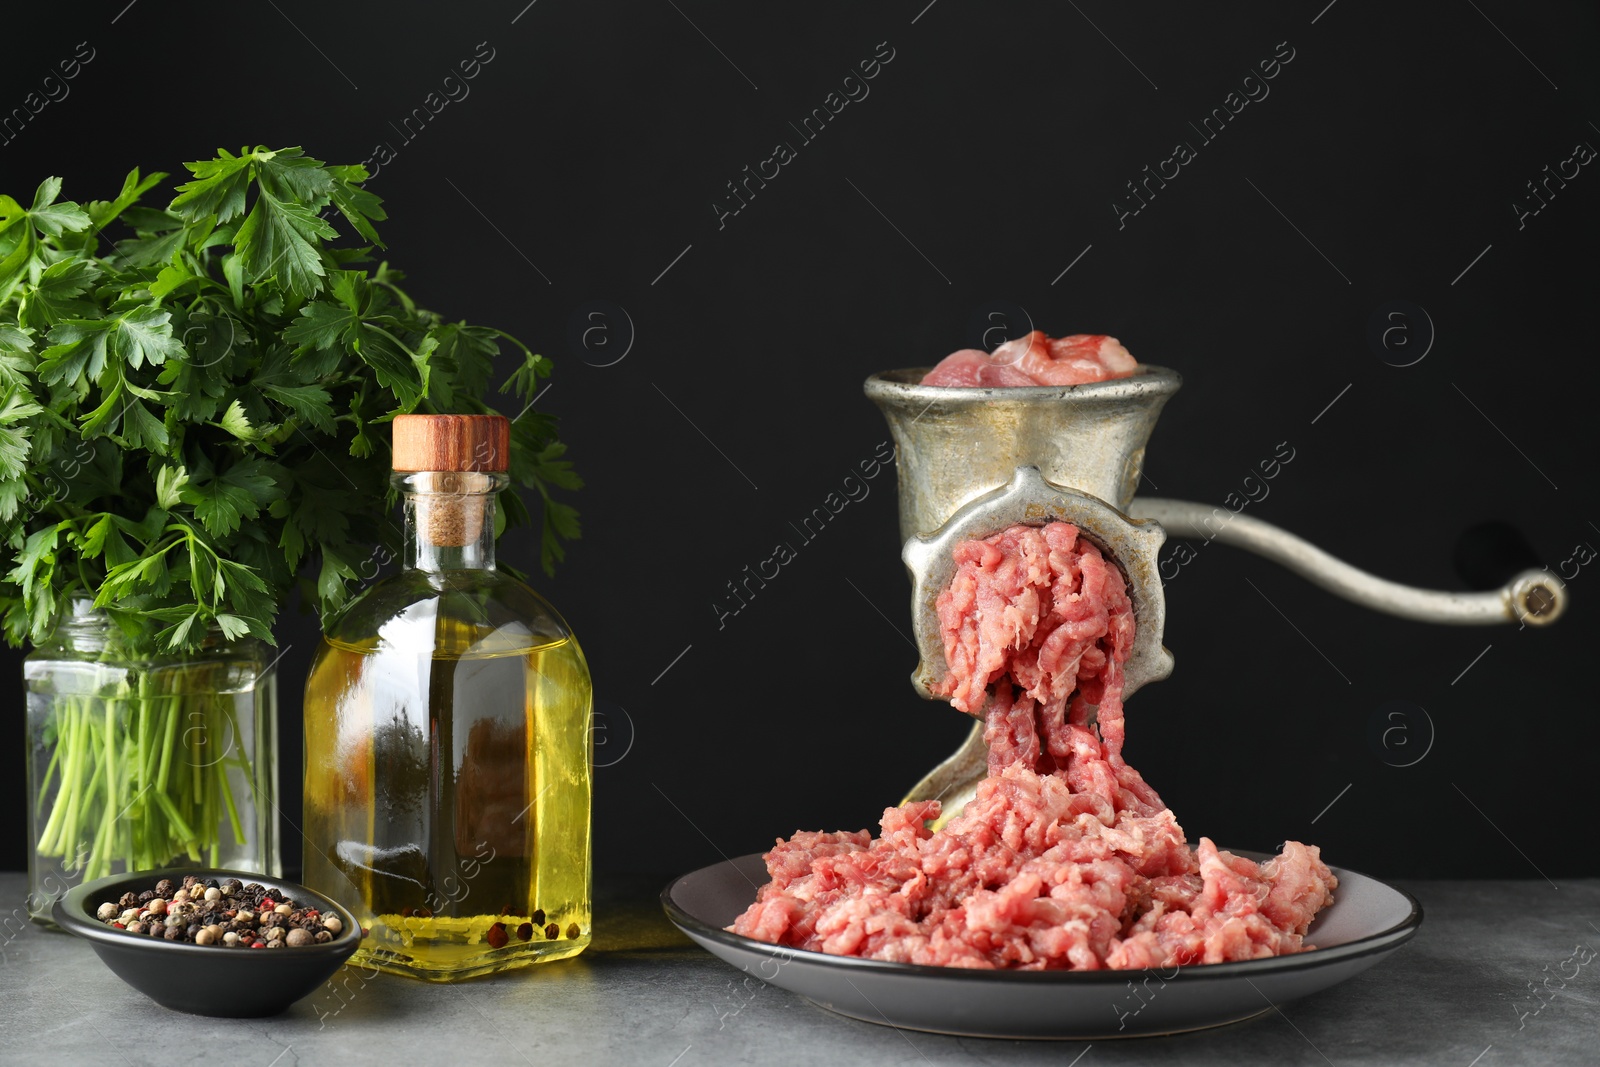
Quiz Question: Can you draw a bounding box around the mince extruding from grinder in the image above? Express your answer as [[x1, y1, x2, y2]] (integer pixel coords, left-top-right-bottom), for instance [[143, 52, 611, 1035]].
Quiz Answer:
[[731, 523, 1336, 969], [920, 331, 1138, 388]]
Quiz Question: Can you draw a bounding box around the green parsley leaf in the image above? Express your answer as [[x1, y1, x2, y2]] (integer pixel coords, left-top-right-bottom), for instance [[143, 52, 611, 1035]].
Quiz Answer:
[[155, 464, 188, 508], [179, 456, 284, 537], [233, 186, 336, 300], [23, 259, 100, 330], [37, 319, 111, 385], [0, 387, 44, 480], [260, 383, 335, 434], [218, 398, 255, 440], [86, 168, 169, 234], [0, 325, 35, 390], [327, 168, 387, 248], [118, 398, 169, 451], [109, 306, 184, 370], [169, 149, 253, 224], [24, 178, 93, 236]]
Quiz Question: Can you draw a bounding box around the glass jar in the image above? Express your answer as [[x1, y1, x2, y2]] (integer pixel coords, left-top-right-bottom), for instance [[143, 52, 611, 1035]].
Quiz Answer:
[[302, 414, 593, 981], [23, 599, 280, 925]]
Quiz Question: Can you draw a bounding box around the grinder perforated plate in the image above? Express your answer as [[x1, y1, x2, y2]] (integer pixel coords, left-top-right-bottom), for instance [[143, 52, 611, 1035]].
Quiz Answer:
[[901, 464, 1174, 708]]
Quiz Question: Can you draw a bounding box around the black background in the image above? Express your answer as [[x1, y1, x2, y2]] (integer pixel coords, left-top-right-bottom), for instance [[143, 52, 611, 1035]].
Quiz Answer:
[[2, 1, 1596, 884]]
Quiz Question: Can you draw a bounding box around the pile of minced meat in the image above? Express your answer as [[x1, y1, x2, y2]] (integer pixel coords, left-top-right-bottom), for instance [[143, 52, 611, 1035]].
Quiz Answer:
[[729, 337, 1336, 971]]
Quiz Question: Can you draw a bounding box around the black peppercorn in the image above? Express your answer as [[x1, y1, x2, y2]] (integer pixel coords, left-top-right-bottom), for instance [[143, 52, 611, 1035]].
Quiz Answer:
[[487, 922, 508, 949], [118, 892, 137, 909], [517, 923, 533, 941], [544, 922, 559, 940], [137, 890, 157, 904], [532, 909, 546, 926], [154, 879, 175, 897]]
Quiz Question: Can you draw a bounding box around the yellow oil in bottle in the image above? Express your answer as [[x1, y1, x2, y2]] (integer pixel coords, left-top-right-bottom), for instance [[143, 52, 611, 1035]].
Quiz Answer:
[[302, 615, 592, 980]]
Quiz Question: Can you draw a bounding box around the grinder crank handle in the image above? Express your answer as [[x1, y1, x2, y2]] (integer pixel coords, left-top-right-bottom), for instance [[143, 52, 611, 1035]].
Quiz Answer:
[[1132, 497, 1566, 627]]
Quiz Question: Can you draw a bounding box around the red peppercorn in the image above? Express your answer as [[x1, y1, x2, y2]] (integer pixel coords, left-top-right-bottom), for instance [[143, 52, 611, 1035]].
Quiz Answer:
[[261, 898, 276, 909], [252, 941, 266, 948], [517, 923, 533, 941]]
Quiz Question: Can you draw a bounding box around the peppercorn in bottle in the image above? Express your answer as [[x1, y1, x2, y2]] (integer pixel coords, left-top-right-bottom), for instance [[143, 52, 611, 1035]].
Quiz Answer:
[[301, 415, 592, 980]]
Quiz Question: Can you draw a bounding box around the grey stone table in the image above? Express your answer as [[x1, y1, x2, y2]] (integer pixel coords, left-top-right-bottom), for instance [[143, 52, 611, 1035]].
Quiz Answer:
[[0, 872, 1594, 1066]]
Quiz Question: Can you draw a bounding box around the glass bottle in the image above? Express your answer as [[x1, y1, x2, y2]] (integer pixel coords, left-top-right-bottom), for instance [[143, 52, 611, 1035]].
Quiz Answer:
[[24, 600, 280, 925], [301, 414, 593, 980]]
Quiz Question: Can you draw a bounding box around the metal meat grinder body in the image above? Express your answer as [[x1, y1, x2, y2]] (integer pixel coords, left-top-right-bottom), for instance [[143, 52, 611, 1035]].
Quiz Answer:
[[865, 366, 1567, 820]]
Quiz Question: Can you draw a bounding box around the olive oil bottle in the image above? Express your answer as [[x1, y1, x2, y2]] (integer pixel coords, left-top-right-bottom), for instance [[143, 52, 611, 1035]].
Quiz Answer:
[[302, 415, 592, 980]]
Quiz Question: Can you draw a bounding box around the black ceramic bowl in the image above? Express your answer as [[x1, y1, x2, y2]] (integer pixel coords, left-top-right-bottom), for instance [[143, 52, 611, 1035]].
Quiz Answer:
[[53, 868, 363, 1017]]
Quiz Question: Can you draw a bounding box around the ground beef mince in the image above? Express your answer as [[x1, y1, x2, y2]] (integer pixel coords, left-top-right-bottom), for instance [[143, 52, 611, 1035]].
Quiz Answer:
[[730, 522, 1336, 970]]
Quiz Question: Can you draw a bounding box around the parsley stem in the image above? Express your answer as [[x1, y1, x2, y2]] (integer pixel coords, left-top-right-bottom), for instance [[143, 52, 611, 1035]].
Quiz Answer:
[[34, 654, 261, 887]]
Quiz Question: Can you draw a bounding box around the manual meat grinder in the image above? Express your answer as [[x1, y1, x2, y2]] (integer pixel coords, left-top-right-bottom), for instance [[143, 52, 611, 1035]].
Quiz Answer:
[[865, 365, 1567, 819]]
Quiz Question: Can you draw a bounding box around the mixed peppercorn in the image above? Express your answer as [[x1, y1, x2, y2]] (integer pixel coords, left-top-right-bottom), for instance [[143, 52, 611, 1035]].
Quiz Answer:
[[94, 876, 345, 949]]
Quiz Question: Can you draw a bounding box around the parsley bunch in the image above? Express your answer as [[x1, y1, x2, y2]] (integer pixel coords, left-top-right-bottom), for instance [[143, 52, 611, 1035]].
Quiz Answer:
[[0, 146, 579, 651]]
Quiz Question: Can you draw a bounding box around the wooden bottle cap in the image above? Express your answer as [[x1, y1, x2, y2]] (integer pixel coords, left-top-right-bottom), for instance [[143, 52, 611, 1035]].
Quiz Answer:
[[391, 415, 510, 472]]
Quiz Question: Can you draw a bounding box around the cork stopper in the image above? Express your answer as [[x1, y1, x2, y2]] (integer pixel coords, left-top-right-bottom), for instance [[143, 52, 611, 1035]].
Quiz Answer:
[[393, 416, 508, 550], [391, 414, 510, 473]]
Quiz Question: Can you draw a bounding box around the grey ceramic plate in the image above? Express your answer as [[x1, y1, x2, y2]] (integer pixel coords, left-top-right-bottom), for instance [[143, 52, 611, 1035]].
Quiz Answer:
[[662, 851, 1421, 1039]]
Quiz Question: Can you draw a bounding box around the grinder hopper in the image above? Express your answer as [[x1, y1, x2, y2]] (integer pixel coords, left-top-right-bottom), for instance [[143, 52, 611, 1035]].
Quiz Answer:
[[865, 364, 1567, 822]]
